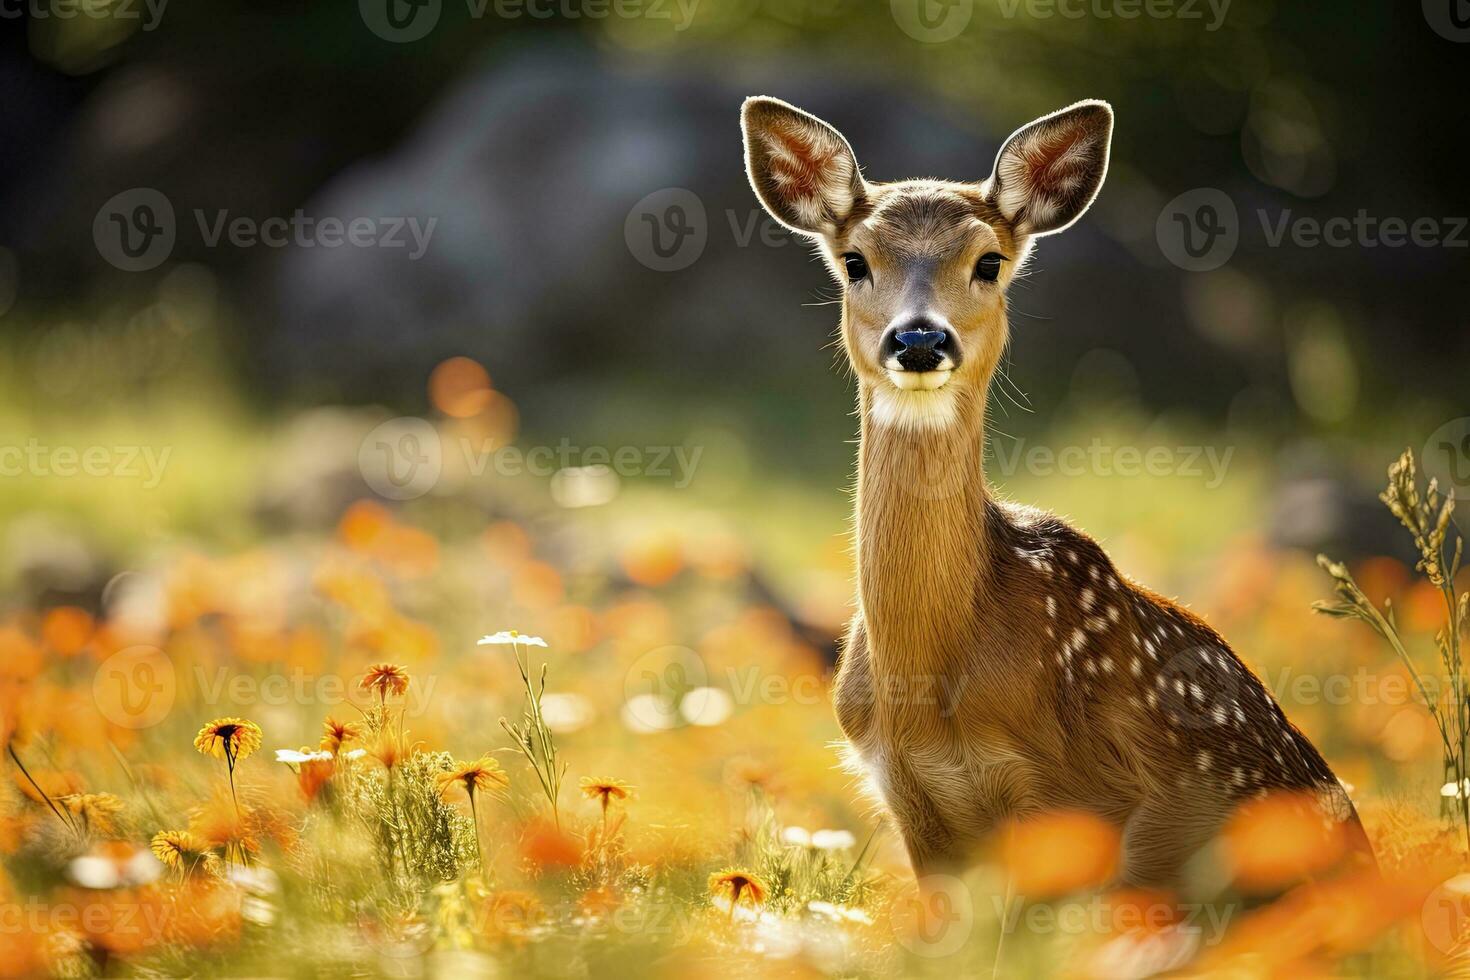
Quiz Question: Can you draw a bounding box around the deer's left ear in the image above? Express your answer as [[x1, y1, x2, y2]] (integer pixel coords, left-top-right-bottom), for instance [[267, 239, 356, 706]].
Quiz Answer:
[[986, 100, 1113, 237], [742, 96, 865, 237]]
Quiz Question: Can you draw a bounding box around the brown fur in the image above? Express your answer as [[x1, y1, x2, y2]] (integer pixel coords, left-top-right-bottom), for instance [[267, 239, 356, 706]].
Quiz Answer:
[[741, 96, 1370, 886]]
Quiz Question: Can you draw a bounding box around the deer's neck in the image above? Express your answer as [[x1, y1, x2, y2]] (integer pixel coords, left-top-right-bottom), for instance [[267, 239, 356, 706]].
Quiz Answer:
[[854, 384, 992, 668]]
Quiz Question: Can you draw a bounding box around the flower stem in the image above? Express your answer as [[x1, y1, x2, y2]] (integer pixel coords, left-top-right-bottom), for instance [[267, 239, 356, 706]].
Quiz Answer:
[[468, 787, 486, 873], [8, 744, 80, 839]]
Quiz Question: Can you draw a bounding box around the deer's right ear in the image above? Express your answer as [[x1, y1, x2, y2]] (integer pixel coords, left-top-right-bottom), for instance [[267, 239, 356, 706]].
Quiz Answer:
[[741, 96, 864, 237], [985, 100, 1113, 238]]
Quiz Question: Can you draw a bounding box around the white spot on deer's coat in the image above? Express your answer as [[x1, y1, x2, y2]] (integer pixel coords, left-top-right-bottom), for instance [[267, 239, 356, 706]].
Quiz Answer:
[[1197, 751, 1212, 772], [1045, 596, 1057, 618]]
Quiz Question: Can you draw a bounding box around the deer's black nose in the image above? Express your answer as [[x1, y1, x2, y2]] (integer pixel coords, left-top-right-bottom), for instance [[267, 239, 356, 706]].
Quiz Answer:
[[894, 329, 946, 352], [883, 318, 957, 373]]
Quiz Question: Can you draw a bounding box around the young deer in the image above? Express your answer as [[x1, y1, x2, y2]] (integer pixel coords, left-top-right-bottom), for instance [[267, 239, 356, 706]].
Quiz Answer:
[[740, 96, 1371, 886]]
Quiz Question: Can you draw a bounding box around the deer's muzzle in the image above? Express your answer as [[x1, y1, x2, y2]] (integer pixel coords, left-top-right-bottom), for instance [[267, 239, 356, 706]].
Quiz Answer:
[[882, 317, 960, 386]]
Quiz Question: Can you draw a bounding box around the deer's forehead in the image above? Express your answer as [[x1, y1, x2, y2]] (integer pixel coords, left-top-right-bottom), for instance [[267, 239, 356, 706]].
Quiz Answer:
[[848, 188, 1003, 259]]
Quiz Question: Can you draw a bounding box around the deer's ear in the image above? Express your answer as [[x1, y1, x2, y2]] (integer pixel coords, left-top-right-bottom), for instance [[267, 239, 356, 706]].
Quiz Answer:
[[742, 96, 864, 236], [986, 100, 1113, 237]]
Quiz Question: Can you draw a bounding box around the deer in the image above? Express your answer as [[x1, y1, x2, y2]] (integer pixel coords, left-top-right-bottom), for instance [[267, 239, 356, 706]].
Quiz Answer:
[[739, 95, 1373, 890]]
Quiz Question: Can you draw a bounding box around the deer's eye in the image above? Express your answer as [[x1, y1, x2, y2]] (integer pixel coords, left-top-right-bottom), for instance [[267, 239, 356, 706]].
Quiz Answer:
[[842, 253, 869, 283], [975, 252, 1005, 282]]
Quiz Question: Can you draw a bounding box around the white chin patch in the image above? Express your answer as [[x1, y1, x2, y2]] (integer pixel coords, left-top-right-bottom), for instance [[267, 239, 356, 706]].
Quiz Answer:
[[870, 382, 959, 431], [885, 369, 951, 391]]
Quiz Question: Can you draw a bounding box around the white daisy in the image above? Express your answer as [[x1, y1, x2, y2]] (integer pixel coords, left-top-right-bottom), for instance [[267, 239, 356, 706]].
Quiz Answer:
[[478, 630, 548, 648]]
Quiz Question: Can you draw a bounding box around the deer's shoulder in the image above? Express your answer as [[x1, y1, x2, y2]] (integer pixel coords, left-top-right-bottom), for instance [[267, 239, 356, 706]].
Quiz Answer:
[[988, 500, 1345, 799]]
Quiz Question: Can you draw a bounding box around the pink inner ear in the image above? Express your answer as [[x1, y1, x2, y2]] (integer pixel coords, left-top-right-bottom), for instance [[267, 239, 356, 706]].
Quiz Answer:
[[1017, 120, 1097, 198], [766, 120, 845, 205]]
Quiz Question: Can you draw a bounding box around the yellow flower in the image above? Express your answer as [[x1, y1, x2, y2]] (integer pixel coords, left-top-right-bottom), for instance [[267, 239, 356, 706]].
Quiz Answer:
[[192, 718, 263, 767], [149, 830, 219, 875], [189, 799, 260, 858], [320, 716, 363, 753], [360, 664, 412, 701], [480, 890, 546, 943], [437, 757, 510, 799], [708, 868, 768, 915], [368, 736, 404, 772], [578, 776, 632, 813], [57, 793, 125, 836]]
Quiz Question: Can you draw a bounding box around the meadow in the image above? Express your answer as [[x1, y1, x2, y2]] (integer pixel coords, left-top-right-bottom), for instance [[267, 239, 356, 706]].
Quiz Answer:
[[1, 336, 1468, 978]]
